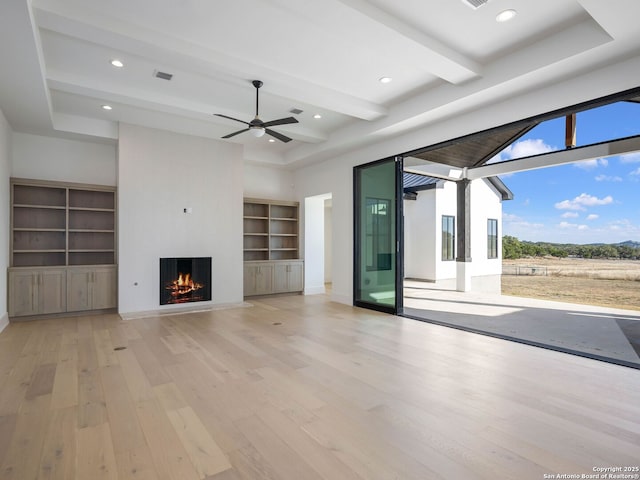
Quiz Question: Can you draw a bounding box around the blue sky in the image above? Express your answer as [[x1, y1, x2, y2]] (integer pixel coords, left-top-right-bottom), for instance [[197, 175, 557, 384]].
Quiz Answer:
[[497, 101, 640, 244]]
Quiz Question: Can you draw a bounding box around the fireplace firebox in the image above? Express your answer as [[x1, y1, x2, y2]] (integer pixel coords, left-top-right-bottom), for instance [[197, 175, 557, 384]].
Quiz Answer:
[[159, 257, 212, 305]]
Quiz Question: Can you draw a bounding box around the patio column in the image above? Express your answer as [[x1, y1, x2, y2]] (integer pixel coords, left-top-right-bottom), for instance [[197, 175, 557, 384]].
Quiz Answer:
[[456, 178, 472, 292]]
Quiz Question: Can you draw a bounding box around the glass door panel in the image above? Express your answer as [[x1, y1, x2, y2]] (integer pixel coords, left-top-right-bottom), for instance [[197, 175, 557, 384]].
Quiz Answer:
[[354, 157, 403, 314]]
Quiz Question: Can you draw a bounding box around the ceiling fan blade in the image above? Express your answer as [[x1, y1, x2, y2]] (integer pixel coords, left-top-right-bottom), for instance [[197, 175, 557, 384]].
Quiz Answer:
[[214, 114, 250, 126], [265, 128, 292, 143], [262, 116, 299, 128], [222, 128, 250, 139]]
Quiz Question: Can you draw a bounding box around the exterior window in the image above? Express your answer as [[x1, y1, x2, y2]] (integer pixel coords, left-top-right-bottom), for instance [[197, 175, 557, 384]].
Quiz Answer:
[[487, 218, 498, 259], [365, 198, 392, 271], [442, 215, 455, 261]]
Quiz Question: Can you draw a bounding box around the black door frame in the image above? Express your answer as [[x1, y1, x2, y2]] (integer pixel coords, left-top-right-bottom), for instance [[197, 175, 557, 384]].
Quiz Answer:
[[353, 156, 404, 315]]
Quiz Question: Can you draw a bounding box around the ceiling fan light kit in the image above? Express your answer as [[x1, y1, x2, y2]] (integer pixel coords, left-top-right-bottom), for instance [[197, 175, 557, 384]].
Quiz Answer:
[[215, 80, 298, 143]]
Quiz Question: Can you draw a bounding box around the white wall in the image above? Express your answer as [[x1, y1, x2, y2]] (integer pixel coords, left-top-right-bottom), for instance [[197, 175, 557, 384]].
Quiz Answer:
[[244, 163, 295, 201], [12, 132, 116, 186], [118, 123, 244, 314], [403, 188, 437, 280], [324, 200, 332, 283], [434, 181, 458, 280], [404, 179, 504, 286], [470, 179, 503, 277], [0, 108, 11, 330], [294, 156, 353, 305], [304, 194, 328, 295]]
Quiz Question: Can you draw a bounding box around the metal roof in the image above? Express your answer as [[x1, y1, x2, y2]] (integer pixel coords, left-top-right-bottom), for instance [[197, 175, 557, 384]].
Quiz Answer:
[[403, 172, 513, 201], [403, 173, 439, 192]]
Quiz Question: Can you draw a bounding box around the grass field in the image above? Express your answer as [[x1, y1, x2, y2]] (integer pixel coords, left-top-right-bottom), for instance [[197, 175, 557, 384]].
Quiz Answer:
[[502, 258, 640, 311]]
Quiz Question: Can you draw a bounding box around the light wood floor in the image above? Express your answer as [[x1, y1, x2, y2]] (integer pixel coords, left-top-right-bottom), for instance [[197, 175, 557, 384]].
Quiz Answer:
[[0, 294, 638, 480]]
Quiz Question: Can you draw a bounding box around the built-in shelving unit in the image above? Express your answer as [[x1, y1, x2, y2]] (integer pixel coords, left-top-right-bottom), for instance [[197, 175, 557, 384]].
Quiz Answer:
[[243, 198, 303, 296], [243, 198, 299, 261], [11, 179, 116, 267], [8, 178, 117, 317]]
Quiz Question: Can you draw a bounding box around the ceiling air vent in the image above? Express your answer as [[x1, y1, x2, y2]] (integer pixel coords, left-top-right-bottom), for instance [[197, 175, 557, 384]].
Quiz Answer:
[[461, 0, 489, 9], [154, 70, 173, 81], [290, 108, 303, 115]]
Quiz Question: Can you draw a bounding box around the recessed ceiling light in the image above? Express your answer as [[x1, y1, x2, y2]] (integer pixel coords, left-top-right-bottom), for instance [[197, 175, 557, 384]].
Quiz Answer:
[[379, 77, 392, 84], [268, 138, 275, 143], [101, 105, 113, 110], [496, 9, 517, 22], [110, 59, 124, 68], [313, 114, 322, 119]]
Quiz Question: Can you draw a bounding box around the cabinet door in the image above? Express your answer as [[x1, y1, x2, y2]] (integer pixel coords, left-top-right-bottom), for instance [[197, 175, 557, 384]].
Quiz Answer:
[[92, 267, 117, 309], [67, 268, 92, 312], [244, 263, 274, 296], [287, 262, 304, 292], [255, 264, 274, 295], [273, 262, 304, 293], [243, 264, 259, 296], [39, 269, 67, 314], [272, 264, 289, 293], [8, 270, 38, 317]]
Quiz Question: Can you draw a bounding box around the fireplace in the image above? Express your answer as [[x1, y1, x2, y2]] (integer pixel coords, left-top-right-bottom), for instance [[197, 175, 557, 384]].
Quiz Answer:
[[159, 257, 212, 305]]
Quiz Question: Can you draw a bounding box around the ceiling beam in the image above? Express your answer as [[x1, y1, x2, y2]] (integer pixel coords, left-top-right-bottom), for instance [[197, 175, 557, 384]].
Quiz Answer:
[[404, 157, 463, 181], [34, 5, 388, 121], [48, 72, 328, 143], [467, 135, 640, 180], [335, 0, 481, 84], [0, 0, 53, 132]]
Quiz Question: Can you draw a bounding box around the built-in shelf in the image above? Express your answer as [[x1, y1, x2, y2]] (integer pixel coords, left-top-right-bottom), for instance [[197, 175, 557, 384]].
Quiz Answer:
[[243, 198, 303, 295], [11, 178, 117, 267], [243, 198, 300, 262]]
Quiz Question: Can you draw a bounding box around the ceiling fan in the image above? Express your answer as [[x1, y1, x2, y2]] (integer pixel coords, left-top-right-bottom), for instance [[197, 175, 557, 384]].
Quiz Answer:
[[215, 80, 298, 143]]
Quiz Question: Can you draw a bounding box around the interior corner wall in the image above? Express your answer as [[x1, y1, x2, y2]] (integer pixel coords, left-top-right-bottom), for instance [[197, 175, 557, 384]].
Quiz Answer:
[[0, 108, 11, 328], [11, 132, 116, 186], [117, 123, 244, 314]]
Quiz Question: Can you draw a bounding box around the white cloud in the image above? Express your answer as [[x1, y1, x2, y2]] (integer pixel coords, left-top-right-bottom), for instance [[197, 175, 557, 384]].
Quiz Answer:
[[558, 221, 588, 230], [573, 158, 608, 170], [489, 139, 554, 163], [561, 212, 579, 218], [503, 213, 521, 222], [595, 174, 622, 182], [620, 152, 640, 164], [630, 167, 640, 176], [554, 193, 614, 211], [586, 214, 599, 221]]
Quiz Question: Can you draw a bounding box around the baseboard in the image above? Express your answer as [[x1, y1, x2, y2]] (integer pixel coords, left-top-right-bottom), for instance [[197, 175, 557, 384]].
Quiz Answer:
[[330, 293, 351, 306], [120, 301, 251, 320], [0, 313, 9, 334], [304, 285, 326, 295]]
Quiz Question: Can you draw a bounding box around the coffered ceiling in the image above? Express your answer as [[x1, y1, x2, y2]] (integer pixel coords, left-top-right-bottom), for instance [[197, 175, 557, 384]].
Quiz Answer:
[[1, 0, 640, 167]]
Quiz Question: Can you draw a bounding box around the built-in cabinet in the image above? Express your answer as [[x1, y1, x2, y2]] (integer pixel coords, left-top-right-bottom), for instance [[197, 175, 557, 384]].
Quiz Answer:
[[243, 262, 274, 297], [273, 261, 304, 293], [8, 268, 67, 317], [67, 266, 118, 312], [243, 198, 303, 296], [8, 178, 118, 318]]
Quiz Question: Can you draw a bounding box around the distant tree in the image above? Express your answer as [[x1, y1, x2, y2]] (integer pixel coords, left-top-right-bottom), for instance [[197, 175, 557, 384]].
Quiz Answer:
[[502, 235, 523, 259]]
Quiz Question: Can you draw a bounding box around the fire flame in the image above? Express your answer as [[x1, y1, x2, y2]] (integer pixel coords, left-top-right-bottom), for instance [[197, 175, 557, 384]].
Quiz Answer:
[[166, 272, 204, 297]]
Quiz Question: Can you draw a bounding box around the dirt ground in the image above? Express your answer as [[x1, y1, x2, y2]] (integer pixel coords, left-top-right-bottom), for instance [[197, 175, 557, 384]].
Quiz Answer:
[[502, 258, 640, 311]]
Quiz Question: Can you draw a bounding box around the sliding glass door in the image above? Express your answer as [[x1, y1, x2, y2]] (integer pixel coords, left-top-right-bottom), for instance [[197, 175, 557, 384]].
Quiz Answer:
[[354, 157, 403, 314]]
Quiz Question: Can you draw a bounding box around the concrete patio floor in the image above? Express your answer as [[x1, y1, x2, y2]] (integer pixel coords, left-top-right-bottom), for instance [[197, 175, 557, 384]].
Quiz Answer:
[[403, 279, 640, 368]]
